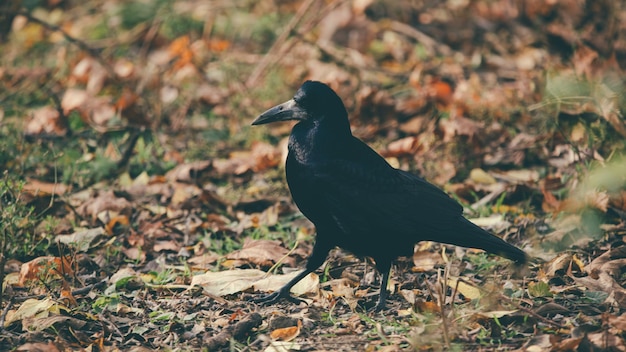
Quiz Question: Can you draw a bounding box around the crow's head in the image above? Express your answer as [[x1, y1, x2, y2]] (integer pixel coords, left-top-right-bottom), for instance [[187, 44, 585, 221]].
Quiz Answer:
[[252, 81, 347, 126]]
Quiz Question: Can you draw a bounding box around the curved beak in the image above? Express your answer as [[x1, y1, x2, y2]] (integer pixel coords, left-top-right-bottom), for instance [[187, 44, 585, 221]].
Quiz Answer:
[[252, 99, 306, 125]]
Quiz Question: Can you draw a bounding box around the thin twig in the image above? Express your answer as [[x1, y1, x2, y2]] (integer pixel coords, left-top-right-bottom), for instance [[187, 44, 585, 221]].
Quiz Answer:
[[15, 10, 116, 78], [499, 294, 567, 329], [0, 297, 14, 332], [12, 279, 107, 303], [264, 240, 299, 277], [245, 0, 318, 88], [387, 20, 452, 57]]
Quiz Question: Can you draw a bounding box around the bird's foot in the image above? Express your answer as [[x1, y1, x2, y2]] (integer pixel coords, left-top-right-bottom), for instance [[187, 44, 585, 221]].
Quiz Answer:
[[359, 297, 387, 313], [372, 301, 386, 312], [254, 289, 306, 306]]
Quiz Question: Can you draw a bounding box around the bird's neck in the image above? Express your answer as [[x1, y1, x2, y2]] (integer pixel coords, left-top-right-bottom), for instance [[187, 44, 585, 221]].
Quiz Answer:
[[289, 117, 352, 162]]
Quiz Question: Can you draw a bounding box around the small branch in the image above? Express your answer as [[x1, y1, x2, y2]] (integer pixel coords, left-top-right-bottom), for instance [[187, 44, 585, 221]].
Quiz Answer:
[[12, 279, 107, 303], [15, 10, 116, 78], [245, 0, 318, 88], [116, 128, 143, 170], [0, 297, 14, 332]]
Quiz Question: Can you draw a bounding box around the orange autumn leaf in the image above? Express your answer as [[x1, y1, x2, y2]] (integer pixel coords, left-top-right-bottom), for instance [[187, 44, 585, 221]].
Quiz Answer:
[[115, 89, 139, 111], [207, 39, 231, 52], [415, 300, 440, 313], [270, 320, 302, 341], [168, 35, 190, 57], [105, 215, 130, 235], [168, 35, 193, 68], [60, 281, 78, 307], [18, 256, 74, 286]]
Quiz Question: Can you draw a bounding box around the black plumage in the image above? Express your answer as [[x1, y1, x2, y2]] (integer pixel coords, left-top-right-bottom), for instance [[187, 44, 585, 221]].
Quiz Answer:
[[252, 80, 527, 311]]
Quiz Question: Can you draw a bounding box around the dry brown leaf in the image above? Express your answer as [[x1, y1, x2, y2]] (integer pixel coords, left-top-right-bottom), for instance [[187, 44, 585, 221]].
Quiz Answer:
[[543, 253, 582, 278], [231, 205, 280, 234], [114, 58, 134, 78], [473, 310, 518, 320], [76, 190, 132, 222], [61, 88, 89, 114], [5, 297, 58, 327], [227, 239, 294, 267], [328, 278, 358, 310], [190, 269, 317, 297], [56, 227, 105, 252], [170, 183, 202, 208], [558, 190, 609, 213], [25, 106, 66, 136], [22, 179, 68, 196], [86, 96, 116, 128], [492, 169, 540, 184], [412, 251, 442, 272], [187, 253, 221, 267], [610, 191, 626, 211], [586, 331, 626, 351], [447, 277, 481, 300], [153, 240, 180, 253], [431, 160, 457, 185], [190, 269, 266, 297], [540, 180, 561, 213], [122, 247, 146, 263], [415, 300, 440, 313], [468, 168, 496, 185], [586, 246, 626, 278], [383, 136, 419, 157], [105, 214, 130, 233], [196, 83, 225, 106], [551, 337, 583, 351], [522, 334, 552, 351], [270, 320, 302, 341], [15, 341, 61, 352], [251, 141, 282, 172], [609, 314, 626, 333], [18, 256, 74, 286], [254, 271, 318, 297], [60, 281, 77, 308], [439, 115, 483, 142]]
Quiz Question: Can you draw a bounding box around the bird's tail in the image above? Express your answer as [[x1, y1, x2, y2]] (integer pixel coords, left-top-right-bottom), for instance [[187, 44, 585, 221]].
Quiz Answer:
[[443, 217, 528, 265]]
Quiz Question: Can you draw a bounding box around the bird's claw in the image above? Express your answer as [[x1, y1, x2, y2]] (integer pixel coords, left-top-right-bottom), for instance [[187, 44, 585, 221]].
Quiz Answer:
[[254, 289, 306, 306]]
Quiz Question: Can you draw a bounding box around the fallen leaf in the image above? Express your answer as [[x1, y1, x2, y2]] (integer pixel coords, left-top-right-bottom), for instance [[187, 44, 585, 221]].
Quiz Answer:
[[254, 271, 319, 297], [474, 310, 518, 319], [15, 342, 61, 352], [22, 179, 68, 197], [18, 256, 74, 286], [264, 341, 302, 352], [226, 239, 294, 267], [25, 106, 66, 136], [5, 297, 58, 327], [383, 136, 420, 157], [469, 168, 496, 185], [412, 251, 442, 272], [447, 277, 481, 300], [56, 227, 105, 252], [76, 190, 132, 222], [270, 320, 302, 341]]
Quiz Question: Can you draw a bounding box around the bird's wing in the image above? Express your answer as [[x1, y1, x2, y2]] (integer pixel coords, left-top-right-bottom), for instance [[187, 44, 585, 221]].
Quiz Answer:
[[308, 150, 464, 239]]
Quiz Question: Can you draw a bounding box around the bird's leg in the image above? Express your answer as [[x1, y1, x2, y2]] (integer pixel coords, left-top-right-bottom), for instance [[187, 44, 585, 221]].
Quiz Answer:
[[254, 239, 331, 306], [373, 261, 392, 312], [254, 268, 315, 305]]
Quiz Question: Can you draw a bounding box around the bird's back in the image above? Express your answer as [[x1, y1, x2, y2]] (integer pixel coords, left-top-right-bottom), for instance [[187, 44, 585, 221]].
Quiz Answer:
[[286, 124, 526, 265]]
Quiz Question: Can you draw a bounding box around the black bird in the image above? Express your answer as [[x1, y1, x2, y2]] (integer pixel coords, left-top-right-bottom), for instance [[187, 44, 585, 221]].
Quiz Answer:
[[252, 80, 527, 311]]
